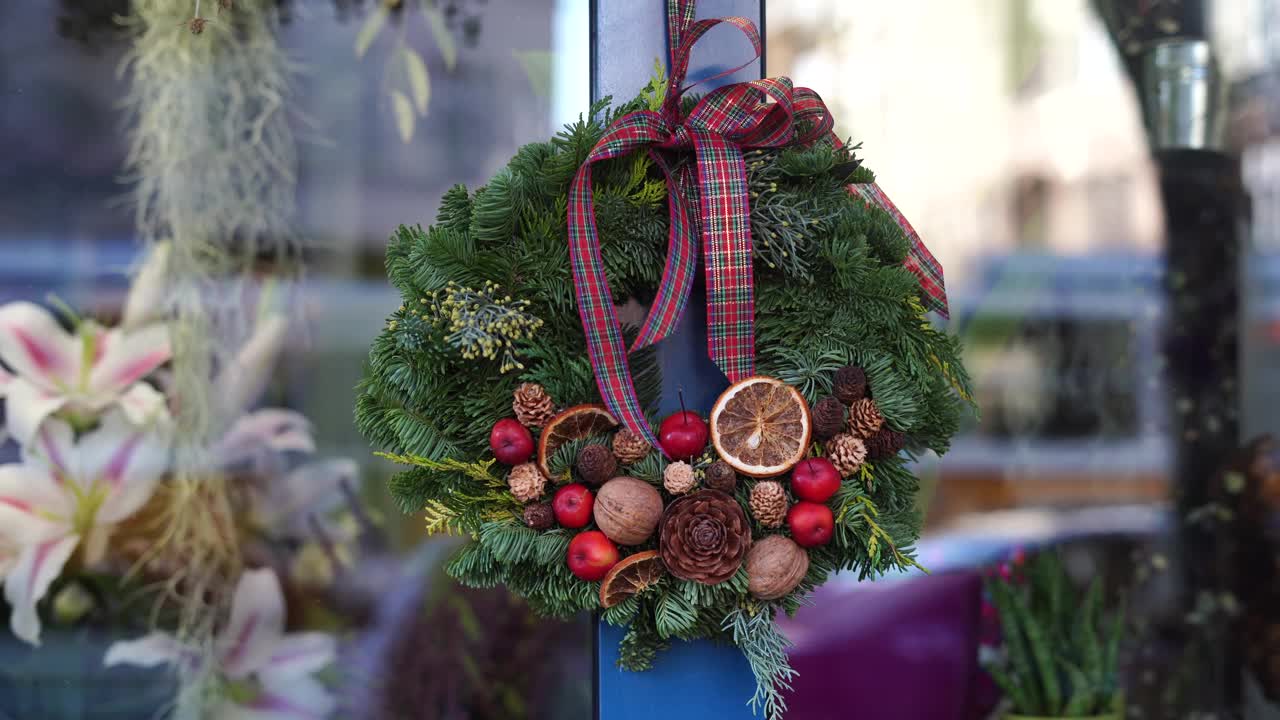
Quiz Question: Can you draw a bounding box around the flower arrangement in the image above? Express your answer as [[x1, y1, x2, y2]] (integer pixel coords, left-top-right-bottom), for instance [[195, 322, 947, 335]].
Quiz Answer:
[[0, 245, 359, 718]]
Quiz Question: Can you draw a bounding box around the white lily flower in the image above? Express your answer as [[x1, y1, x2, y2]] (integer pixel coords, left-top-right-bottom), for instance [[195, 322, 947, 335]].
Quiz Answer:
[[0, 302, 171, 446], [106, 569, 337, 720], [0, 411, 169, 645]]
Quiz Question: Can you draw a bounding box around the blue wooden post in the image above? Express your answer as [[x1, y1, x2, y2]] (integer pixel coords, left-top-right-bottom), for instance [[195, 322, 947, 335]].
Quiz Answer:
[[590, 1, 765, 718]]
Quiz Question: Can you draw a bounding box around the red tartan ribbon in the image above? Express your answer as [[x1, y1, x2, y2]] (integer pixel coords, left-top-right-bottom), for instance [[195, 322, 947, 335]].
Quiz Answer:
[[568, 0, 948, 447]]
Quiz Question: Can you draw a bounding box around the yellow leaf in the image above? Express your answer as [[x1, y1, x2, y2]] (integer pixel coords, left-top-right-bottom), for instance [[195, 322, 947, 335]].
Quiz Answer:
[[425, 6, 458, 70], [354, 5, 389, 58], [391, 90, 415, 142], [513, 50, 554, 100], [403, 48, 431, 114]]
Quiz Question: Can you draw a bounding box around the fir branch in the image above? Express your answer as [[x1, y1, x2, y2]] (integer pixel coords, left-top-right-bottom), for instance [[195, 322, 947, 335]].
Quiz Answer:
[[725, 606, 797, 720], [376, 452, 503, 487]]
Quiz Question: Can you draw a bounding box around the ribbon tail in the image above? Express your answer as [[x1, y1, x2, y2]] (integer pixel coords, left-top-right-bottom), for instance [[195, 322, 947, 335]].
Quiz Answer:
[[567, 112, 674, 446], [853, 182, 949, 319], [691, 131, 756, 382], [630, 154, 699, 352]]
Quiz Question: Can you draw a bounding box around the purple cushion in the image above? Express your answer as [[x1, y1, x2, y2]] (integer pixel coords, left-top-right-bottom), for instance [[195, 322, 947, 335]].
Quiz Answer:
[[779, 571, 984, 720]]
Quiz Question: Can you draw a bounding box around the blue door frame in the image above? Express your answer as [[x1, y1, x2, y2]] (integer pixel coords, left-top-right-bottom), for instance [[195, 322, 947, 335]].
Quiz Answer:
[[589, 1, 767, 718]]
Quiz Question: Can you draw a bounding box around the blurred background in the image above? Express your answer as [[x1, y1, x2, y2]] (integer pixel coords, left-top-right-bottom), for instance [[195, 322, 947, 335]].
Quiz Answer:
[[3, 0, 1280, 718]]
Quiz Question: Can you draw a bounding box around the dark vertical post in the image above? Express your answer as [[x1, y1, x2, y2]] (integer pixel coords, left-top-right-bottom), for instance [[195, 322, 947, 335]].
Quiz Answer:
[[1096, 0, 1249, 714], [589, 1, 766, 718]]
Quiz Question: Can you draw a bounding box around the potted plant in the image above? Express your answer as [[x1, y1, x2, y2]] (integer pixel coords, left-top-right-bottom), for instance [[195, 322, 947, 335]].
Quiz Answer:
[[984, 550, 1126, 720]]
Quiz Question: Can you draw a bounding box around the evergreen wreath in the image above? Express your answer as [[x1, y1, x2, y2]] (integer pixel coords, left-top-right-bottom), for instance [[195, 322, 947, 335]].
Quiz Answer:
[[356, 64, 974, 720]]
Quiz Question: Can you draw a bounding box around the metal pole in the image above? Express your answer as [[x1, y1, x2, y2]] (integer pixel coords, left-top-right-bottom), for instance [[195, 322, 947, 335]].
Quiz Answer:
[[589, 1, 766, 718]]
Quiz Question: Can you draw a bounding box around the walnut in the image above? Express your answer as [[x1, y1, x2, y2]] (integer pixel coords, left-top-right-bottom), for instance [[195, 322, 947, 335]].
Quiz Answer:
[[593, 476, 664, 546], [746, 535, 810, 600]]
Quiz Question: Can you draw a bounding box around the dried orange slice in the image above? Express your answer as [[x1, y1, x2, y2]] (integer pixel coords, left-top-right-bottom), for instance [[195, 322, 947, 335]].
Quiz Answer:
[[537, 404, 619, 479], [710, 376, 811, 477], [599, 550, 665, 608]]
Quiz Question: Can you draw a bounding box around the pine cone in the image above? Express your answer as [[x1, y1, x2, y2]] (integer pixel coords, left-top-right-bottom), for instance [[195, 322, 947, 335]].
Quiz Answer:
[[507, 463, 547, 503], [865, 428, 906, 460], [663, 461, 697, 494], [826, 433, 867, 477], [659, 490, 752, 585], [811, 396, 847, 441], [749, 481, 788, 528], [576, 444, 617, 486], [833, 365, 868, 404], [523, 502, 555, 530], [847, 398, 885, 438], [512, 383, 556, 429], [612, 428, 652, 465], [704, 461, 738, 493]]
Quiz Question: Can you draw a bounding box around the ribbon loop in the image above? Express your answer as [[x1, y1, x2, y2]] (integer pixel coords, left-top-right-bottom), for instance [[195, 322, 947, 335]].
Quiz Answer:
[[568, 0, 949, 448]]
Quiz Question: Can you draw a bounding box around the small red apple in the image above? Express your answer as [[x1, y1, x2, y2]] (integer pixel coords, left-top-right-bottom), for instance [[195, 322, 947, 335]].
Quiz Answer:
[[791, 457, 841, 503], [553, 483, 595, 529], [566, 530, 619, 581], [490, 418, 534, 465], [658, 411, 709, 460], [787, 501, 834, 548]]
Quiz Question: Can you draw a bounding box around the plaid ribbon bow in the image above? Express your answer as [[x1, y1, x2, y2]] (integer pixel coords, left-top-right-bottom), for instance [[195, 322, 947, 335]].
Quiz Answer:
[[568, 0, 948, 447]]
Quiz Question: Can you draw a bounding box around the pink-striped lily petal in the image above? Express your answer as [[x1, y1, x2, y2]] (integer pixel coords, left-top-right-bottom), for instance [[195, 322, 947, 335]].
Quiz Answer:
[[5, 534, 79, 645], [78, 411, 169, 525], [214, 315, 288, 423], [0, 366, 13, 396], [26, 416, 76, 482], [87, 324, 171, 399], [260, 633, 336, 678], [218, 569, 286, 679], [0, 302, 80, 393], [103, 631, 193, 669], [0, 463, 73, 543], [5, 378, 70, 450]]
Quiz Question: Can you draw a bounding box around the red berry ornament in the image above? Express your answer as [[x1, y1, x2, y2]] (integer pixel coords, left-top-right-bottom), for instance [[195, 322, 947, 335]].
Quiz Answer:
[[490, 418, 534, 465], [567, 530, 619, 581], [790, 457, 841, 503], [658, 411, 709, 460], [787, 501, 834, 548], [553, 483, 595, 529]]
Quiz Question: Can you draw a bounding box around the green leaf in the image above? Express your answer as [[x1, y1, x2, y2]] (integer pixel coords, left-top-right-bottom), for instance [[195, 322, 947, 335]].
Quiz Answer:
[[1009, 586, 1062, 715], [391, 90, 415, 143], [404, 47, 431, 114], [424, 4, 458, 70], [354, 5, 389, 58]]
